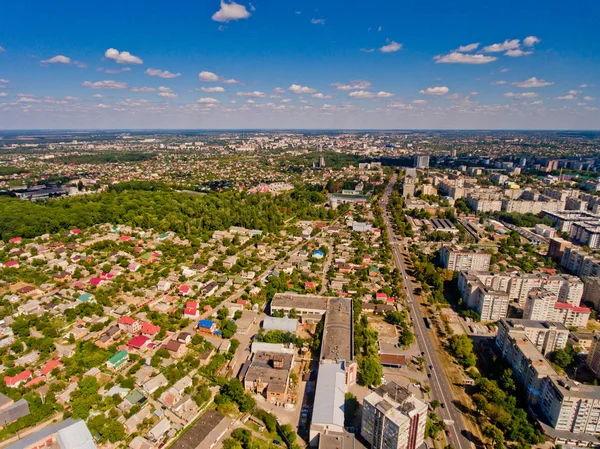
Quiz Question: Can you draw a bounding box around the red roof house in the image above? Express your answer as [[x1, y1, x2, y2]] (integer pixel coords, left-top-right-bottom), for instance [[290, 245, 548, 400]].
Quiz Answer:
[[127, 335, 150, 350], [141, 322, 161, 337], [184, 301, 198, 318], [40, 359, 63, 377], [4, 369, 32, 387], [8, 237, 22, 244]]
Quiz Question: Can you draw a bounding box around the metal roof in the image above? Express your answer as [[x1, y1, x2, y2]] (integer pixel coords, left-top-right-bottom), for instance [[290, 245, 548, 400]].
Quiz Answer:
[[262, 316, 298, 333], [311, 362, 345, 430]]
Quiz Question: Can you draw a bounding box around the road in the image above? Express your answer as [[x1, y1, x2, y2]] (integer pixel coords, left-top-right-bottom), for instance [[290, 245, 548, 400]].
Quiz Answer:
[[380, 173, 472, 449]]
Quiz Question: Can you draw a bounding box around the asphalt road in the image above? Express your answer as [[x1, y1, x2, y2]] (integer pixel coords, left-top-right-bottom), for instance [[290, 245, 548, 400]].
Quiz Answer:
[[380, 173, 472, 449]]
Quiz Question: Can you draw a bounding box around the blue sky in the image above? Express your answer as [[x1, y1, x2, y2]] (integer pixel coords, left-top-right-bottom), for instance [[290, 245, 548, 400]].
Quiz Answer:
[[0, 0, 599, 129]]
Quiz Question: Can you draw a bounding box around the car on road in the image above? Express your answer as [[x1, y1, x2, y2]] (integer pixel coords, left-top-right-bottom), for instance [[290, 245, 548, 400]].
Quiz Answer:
[[441, 402, 446, 408], [445, 430, 451, 437], [429, 365, 433, 369], [427, 373, 432, 378]]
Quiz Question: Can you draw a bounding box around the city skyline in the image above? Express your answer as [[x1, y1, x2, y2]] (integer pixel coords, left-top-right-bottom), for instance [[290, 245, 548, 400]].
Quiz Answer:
[[1, 0, 599, 129]]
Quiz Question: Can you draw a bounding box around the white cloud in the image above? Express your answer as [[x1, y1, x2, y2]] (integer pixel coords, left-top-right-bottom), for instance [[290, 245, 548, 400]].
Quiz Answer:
[[92, 94, 104, 98], [199, 86, 225, 93], [580, 84, 589, 88], [513, 77, 554, 88], [0, 92, 7, 97], [312, 93, 332, 99], [198, 97, 220, 104], [457, 43, 479, 52], [379, 40, 402, 53], [505, 49, 532, 57], [348, 90, 394, 98], [82, 80, 127, 89], [0, 79, 9, 84], [130, 87, 156, 92], [274, 87, 285, 93], [0, 46, 5, 53], [246, 99, 255, 104], [104, 48, 143, 65], [41, 55, 71, 64], [197, 97, 219, 104], [199, 71, 220, 82], [288, 84, 316, 94], [311, 18, 326, 25], [584, 96, 596, 101], [158, 86, 178, 98], [434, 52, 497, 64], [556, 94, 575, 100], [236, 91, 265, 98], [412, 99, 427, 104], [145, 68, 181, 79], [482, 39, 520, 53], [523, 36, 541, 47], [568, 90, 581, 95], [198, 71, 240, 84], [505, 92, 538, 99], [331, 80, 372, 90], [420, 86, 449, 96], [360, 48, 375, 53], [212, 1, 251, 22], [491, 80, 507, 85]]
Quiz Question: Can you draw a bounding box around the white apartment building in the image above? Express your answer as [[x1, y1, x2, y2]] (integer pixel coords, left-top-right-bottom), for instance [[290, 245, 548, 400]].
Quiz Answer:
[[586, 333, 600, 378], [458, 271, 584, 310], [440, 246, 491, 272], [496, 318, 568, 356], [524, 289, 590, 328], [361, 382, 428, 449], [524, 289, 560, 321], [496, 321, 600, 446], [540, 376, 600, 437], [474, 287, 510, 321]]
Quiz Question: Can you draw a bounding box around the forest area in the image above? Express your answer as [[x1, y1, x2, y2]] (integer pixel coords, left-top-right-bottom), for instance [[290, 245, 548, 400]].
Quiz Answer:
[[0, 182, 337, 242]]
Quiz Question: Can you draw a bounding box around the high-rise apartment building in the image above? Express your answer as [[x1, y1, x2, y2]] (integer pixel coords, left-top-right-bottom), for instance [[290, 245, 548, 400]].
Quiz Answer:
[[440, 246, 491, 272], [414, 155, 429, 169], [361, 382, 428, 449]]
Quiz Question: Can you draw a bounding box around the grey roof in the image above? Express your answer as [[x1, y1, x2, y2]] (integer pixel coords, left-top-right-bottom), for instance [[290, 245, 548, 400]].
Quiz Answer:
[[262, 316, 298, 333], [0, 399, 30, 426], [321, 297, 353, 362], [6, 419, 96, 449], [56, 420, 97, 449], [311, 362, 345, 429]]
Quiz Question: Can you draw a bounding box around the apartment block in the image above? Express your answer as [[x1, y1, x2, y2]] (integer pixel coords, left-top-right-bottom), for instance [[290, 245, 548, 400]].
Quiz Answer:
[[440, 245, 491, 272], [361, 382, 428, 449], [524, 289, 590, 328], [586, 333, 600, 378], [547, 237, 572, 262], [458, 271, 583, 310], [496, 318, 568, 356], [474, 288, 510, 321], [496, 322, 600, 446]]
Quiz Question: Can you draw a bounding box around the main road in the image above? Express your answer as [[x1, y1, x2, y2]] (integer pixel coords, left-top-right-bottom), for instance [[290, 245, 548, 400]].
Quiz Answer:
[[380, 173, 472, 449]]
